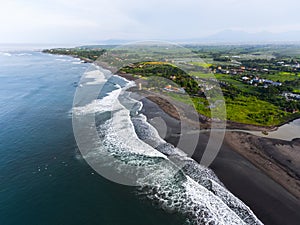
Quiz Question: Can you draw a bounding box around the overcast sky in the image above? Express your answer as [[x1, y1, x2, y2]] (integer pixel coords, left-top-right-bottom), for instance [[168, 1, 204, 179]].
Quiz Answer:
[[1, 0, 299, 44]]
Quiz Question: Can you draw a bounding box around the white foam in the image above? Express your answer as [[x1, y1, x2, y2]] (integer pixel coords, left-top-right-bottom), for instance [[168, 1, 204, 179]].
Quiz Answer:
[[179, 158, 262, 224], [15, 53, 33, 56], [136, 161, 251, 224], [55, 58, 68, 62], [183, 177, 247, 225], [124, 93, 262, 224], [132, 114, 187, 157], [73, 88, 122, 115], [114, 74, 136, 89], [137, 101, 143, 112], [84, 70, 107, 85], [103, 110, 167, 158], [73, 72, 165, 159], [72, 69, 263, 225], [101, 93, 166, 158], [207, 178, 263, 224]]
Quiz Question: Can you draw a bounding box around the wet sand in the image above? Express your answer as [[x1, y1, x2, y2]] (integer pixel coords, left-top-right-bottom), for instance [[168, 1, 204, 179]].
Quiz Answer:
[[225, 132, 300, 198], [140, 96, 300, 225]]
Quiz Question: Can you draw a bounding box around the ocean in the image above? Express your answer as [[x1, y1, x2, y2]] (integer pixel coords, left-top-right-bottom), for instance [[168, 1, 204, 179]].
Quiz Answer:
[[0, 51, 262, 225]]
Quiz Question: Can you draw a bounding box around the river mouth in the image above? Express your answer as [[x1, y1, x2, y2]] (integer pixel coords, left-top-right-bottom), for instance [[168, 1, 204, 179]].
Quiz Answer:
[[241, 119, 300, 141], [189, 119, 300, 141]]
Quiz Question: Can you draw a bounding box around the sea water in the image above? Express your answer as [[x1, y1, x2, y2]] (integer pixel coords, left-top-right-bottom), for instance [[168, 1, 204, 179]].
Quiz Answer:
[[0, 51, 185, 225], [0, 50, 262, 225]]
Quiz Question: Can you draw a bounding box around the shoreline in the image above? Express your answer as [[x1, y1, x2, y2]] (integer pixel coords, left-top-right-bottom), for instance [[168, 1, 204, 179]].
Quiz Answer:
[[95, 64, 300, 201], [54, 53, 300, 190], [62, 54, 300, 223], [42, 50, 94, 63], [109, 67, 300, 224], [42, 50, 300, 132], [116, 72, 300, 132], [137, 91, 300, 199], [139, 96, 300, 225], [43, 51, 300, 224]]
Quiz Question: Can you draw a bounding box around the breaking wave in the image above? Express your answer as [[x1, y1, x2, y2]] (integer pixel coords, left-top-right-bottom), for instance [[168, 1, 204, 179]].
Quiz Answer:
[[72, 68, 263, 225]]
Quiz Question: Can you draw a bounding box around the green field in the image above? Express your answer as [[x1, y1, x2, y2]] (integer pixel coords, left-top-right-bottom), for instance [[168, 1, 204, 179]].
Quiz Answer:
[[189, 62, 212, 68], [225, 96, 290, 126], [45, 44, 300, 127]]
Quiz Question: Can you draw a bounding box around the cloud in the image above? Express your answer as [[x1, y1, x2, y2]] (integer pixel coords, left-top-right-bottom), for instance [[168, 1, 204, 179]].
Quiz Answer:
[[0, 0, 299, 44]]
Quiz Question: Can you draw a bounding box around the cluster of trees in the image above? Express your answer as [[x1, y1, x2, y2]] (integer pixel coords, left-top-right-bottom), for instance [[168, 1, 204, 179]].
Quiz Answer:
[[43, 48, 106, 61], [120, 61, 300, 113], [44, 46, 300, 122], [119, 63, 199, 95]]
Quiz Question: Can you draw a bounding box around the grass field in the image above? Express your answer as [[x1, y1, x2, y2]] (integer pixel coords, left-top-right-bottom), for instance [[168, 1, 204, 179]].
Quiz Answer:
[[131, 65, 300, 126], [224, 96, 289, 126], [167, 93, 292, 126], [190, 71, 215, 79], [189, 62, 212, 68], [45, 45, 300, 127], [261, 72, 300, 82]]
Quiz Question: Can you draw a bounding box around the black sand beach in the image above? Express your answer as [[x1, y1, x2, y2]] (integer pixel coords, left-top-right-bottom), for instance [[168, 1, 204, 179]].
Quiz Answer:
[[140, 96, 300, 225]]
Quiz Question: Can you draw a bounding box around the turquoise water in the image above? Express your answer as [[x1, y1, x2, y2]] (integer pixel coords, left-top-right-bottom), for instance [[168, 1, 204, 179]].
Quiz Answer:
[[0, 51, 185, 225]]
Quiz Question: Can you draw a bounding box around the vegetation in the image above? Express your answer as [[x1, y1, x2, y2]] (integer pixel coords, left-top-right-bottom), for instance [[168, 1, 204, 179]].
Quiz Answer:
[[45, 44, 300, 126], [119, 62, 200, 95], [43, 48, 106, 61]]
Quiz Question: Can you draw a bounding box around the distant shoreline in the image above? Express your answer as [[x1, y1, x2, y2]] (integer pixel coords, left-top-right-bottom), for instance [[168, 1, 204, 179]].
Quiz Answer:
[[42, 49, 300, 130], [42, 48, 300, 130]]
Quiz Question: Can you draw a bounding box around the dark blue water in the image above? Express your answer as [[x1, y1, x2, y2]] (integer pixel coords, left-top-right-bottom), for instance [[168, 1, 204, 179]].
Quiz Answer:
[[0, 51, 185, 225]]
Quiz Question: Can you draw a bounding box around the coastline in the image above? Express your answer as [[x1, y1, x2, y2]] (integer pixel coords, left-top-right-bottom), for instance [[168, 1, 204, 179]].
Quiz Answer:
[[50, 52, 300, 193], [139, 96, 300, 225], [137, 92, 300, 197], [117, 72, 300, 132], [113, 69, 300, 202], [42, 50, 300, 132], [42, 50, 94, 63], [42, 52, 300, 224]]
